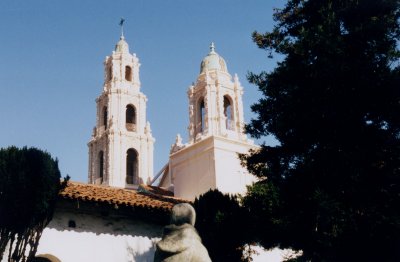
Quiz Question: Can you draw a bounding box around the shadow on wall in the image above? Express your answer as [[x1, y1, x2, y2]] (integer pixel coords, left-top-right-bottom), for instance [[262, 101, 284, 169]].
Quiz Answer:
[[126, 240, 157, 262], [46, 208, 163, 238], [37, 200, 168, 261], [38, 219, 162, 262]]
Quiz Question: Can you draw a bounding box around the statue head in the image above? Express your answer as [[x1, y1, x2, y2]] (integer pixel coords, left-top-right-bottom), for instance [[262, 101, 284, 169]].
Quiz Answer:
[[170, 203, 196, 226]]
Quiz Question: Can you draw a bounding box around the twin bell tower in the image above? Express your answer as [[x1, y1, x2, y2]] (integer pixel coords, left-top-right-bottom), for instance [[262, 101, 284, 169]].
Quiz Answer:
[[87, 24, 256, 200], [88, 30, 155, 188]]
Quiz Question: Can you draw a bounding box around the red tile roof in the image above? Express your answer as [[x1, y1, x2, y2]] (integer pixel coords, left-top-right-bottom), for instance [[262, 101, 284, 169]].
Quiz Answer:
[[59, 181, 184, 212]]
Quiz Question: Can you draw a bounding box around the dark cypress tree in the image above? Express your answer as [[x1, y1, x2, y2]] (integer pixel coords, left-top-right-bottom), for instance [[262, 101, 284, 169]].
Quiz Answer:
[[194, 190, 249, 262], [0, 147, 68, 262], [242, 0, 400, 261]]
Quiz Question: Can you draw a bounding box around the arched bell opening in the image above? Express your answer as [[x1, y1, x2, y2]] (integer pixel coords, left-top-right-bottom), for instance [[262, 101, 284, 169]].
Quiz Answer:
[[125, 104, 136, 131], [126, 148, 138, 185], [98, 150, 104, 183], [125, 66, 132, 81], [197, 98, 205, 135], [223, 95, 234, 131], [102, 106, 108, 129]]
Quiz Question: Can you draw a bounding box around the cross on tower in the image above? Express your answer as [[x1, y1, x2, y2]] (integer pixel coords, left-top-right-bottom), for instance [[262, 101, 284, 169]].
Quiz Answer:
[[119, 18, 125, 37]]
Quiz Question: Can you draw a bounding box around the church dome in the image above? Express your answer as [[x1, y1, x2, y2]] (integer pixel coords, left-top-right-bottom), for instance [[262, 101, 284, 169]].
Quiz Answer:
[[200, 43, 228, 74], [115, 36, 129, 53]]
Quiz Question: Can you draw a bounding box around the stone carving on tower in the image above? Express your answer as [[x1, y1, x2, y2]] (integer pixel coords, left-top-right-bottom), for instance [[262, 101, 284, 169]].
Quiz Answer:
[[88, 32, 155, 188], [164, 43, 257, 200]]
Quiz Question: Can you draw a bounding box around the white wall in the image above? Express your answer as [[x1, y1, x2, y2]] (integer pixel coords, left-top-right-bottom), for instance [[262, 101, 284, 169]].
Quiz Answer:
[[250, 246, 302, 262], [214, 137, 257, 196], [169, 136, 257, 200], [36, 208, 163, 262], [170, 137, 216, 200]]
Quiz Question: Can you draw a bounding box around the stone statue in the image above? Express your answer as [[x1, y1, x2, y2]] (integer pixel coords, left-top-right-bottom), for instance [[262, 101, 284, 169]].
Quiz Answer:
[[154, 203, 212, 262]]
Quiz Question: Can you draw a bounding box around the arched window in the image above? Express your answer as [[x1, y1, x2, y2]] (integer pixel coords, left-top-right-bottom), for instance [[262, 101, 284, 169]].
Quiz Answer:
[[102, 106, 108, 129], [224, 96, 234, 130], [126, 105, 136, 131], [125, 66, 132, 81], [33, 254, 61, 262], [68, 220, 76, 228], [199, 99, 205, 133], [126, 149, 138, 185], [31, 258, 52, 262], [98, 151, 104, 181]]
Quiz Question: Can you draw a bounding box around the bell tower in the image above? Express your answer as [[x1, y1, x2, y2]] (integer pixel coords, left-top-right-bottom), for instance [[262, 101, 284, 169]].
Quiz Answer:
[[187, 42, 247, 143], [165, 43, 257, 200], [88, 32, 155, 188]]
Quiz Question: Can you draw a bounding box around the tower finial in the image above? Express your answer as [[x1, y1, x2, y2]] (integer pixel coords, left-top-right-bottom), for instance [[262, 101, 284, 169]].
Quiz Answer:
[[119, 18, 125, 39], [210, 42, 215, 53]]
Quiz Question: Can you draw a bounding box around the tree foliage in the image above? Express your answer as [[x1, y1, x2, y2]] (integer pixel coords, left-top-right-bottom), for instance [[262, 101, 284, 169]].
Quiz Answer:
[[242, 0, 400, 261], [0, 146, 67, 262], [194, 189, 250, 262]]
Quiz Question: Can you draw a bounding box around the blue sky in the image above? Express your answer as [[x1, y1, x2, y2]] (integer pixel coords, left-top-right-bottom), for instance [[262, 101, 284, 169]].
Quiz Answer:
[[0, 0, 283, 182]]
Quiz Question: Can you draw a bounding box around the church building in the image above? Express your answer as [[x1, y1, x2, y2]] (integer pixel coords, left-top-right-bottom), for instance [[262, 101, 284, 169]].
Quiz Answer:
[[16, 29, 280, 262]]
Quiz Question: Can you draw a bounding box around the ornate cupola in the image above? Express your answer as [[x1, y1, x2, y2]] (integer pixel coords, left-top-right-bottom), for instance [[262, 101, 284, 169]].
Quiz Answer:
[[88, 29, 155, 188], [187, 43, 247, 144], [200, 42, 228, 73]]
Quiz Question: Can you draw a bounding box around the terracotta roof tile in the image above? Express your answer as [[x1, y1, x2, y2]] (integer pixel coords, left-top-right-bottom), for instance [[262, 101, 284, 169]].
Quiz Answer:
[[60, 181, 184, 211]]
